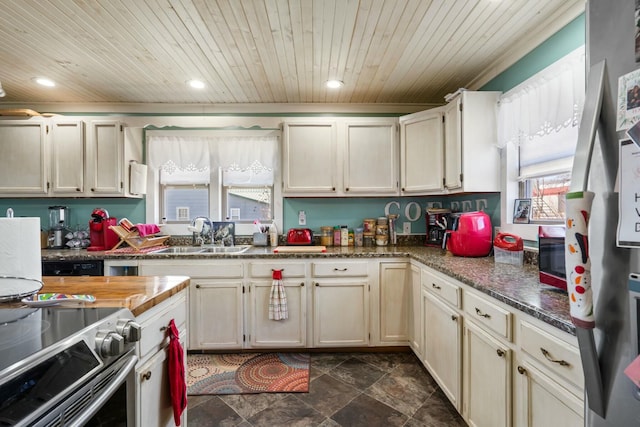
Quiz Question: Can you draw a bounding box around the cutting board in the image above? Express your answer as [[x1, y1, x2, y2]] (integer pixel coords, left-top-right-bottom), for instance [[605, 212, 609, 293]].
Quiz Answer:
[[274, 245, 327, 253]]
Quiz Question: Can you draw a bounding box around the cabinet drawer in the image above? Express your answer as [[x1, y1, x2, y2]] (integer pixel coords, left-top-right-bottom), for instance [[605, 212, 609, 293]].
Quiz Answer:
[[421, 268, 460, 308], [312, 261, 368, 277], [521, 321, 583, 388], [137, 292, 187, 361], [140, 261, 243, 278], [464, 291, 512, 341], [249, 262, 306, 278]]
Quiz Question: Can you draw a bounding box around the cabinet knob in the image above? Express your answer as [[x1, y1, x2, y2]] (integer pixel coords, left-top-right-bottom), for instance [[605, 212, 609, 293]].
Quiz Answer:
[[345, 187, 349, 191], [401, 188, 405, 192], [141, 371, 152, 381], [517, 365, 527, 375], [76, 188, 81, 192], [315, 282, 319, 287], [332, 187, 336, 191], [451, 315, 457, 321], [195, 284, 200, 289], [91, 188, 95, 192], [496, 348, 506, 357], [300, 282, 304, 287], [540, 348, 570, 367]]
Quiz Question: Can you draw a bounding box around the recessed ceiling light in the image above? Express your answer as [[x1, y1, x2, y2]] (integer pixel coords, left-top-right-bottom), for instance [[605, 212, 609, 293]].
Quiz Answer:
[[33, 77, 55, 87], [325, 80, 344, 89], [188, 79, 205, 89]]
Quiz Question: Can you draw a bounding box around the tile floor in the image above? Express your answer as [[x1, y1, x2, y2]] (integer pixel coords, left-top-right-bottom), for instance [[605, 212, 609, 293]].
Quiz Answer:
[[187, 351, 468, 427]]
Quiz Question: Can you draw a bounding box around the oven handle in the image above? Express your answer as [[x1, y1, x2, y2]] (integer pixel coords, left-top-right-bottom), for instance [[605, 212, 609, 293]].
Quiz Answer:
[[69, 353, 138, 427]]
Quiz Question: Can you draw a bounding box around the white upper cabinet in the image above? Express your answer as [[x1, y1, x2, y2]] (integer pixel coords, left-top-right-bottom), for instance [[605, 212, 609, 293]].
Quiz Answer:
[[0, 118, 142, 198], [343, 120, 398, 195], [443, 91, 501, 193], [283, 118, 399, 196], [0, 119, 48, 195], [50, 120, 85, 195], [399, 90, 501, 196], [399, 109, 444, 194]]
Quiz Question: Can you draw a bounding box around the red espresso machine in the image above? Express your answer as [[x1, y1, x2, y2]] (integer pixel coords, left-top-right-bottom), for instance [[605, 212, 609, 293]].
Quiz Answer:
[[87, 208, 119, 251]]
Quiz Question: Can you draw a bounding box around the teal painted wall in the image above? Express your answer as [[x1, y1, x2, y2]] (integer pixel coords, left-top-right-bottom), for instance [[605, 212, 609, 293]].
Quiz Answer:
[[480, 13, 585, 93], [284, 193, 500, 235], [0, 199, 144, 232]]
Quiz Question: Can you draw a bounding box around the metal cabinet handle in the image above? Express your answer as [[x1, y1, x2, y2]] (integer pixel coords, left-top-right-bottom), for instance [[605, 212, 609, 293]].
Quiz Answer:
[[517, 365, 527, 375], [475, 307, 491, 318], [496, 348, 505, 357], [540, 348, 570, 367], [451, 315, 458, 321], [432, 283, 441, 290], [141, 371, 152, 381], [333, 268, 348, 272]]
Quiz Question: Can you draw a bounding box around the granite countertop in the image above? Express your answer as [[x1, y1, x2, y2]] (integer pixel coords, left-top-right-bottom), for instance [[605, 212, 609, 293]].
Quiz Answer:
[[42, 245, 573, 334], [36, 275, 190, 316]]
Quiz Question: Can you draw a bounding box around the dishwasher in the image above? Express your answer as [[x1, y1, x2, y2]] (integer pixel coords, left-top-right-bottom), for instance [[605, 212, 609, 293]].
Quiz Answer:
[[42, 260, 104, 276]]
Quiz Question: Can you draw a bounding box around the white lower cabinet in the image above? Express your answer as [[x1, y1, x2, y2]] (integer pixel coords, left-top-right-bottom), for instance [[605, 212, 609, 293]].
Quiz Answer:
[[134, 289, 187, 427], [463, 319, 512, 427], [378, 262, 410, 345], [408, 263, 423, 357], [423, 289, 462, 410], [312, 261, 370, 347], [190, 279, 244, 349]]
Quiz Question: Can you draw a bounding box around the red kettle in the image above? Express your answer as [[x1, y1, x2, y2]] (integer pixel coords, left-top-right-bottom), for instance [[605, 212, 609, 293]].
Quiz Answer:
[[444, 211, 493, 257]]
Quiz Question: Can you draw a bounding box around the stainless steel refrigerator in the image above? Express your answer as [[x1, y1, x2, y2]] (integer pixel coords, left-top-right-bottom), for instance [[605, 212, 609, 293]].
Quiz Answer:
[[569, 1, 640, 425]]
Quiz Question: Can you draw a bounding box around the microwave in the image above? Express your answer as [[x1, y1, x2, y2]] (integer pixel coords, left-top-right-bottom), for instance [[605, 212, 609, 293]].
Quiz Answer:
[[538, 226, 567, 290]]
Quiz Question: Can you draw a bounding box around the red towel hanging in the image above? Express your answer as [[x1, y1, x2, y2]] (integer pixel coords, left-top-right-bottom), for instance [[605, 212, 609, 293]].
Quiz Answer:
[[167, 319, 187, 426]]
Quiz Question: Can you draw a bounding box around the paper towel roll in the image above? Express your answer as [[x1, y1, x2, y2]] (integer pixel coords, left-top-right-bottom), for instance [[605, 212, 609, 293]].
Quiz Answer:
[[0, 218, 42, 281], [130, 162, 148, 195]]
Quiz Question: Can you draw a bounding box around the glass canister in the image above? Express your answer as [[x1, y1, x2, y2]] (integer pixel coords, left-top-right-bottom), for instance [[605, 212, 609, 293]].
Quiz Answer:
[[333, 226, 341, 246], [363, 232, 375, 247], [320, 226, 333, 246], [355, 227, 364, 247]]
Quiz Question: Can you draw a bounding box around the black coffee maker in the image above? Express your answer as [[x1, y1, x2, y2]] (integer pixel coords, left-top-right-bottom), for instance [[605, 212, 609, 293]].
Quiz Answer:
[[425, 208, 451, 247]]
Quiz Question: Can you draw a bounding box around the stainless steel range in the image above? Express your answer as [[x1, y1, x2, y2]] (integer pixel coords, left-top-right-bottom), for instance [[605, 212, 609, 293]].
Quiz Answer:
[[0, 306, 141, 426]]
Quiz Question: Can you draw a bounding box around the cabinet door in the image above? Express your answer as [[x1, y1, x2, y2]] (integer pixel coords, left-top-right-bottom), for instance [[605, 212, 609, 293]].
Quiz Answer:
[[463, 320, 512, 427], [88, 120, 123, 195], [409, 264, 423, 357], [283, 121, 337, 194], [344, 121, 398, 195], [444, 98, 462, 191], [378, 262, 409, 344], [423, 290, 462, 411], [136, 337, 186, 427], [249, 279, 307, 347], [50, 120, 85, 195], [515, 361, 583, 427], [0, 120, 47, 194], [399, 110, 444, 194], [189, 280, 244, 349], [313, 280, 369, 346]]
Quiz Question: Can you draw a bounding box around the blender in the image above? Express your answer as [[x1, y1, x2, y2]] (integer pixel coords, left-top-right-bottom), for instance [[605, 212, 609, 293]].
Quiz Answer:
[[48, 206, 70, 249]]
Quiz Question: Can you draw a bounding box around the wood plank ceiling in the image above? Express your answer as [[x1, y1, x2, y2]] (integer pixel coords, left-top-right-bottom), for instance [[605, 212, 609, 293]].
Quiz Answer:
[[0, 0, 584, 106]]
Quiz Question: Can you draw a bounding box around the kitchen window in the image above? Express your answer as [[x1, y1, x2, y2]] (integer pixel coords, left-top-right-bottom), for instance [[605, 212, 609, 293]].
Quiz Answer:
[[147, 131, 280, 235], [498, 46, 585, 238]]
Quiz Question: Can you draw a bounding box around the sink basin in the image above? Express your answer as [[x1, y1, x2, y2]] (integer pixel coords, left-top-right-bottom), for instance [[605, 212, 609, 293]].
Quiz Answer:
[[200, 245, 251, 254], [150, 246, 206, 254]]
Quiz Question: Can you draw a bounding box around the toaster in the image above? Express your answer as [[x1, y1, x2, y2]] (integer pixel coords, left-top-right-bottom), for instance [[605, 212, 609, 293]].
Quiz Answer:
[[286, 228, 313, 245]]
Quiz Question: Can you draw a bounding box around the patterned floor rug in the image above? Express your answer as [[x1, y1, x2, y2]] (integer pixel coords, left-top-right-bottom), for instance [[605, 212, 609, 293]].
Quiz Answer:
[[186, 353, 310, 395]]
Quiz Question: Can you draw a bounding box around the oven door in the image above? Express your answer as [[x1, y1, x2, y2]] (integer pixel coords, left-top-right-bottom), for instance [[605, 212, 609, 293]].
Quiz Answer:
[[35, 349, 137, 427]]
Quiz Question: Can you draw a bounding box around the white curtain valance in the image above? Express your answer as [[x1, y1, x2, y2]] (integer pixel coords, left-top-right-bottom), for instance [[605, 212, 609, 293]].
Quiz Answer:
[[214, 136, 278, 186], [148, 136, 210, 172], [497, 46, 585, 150]]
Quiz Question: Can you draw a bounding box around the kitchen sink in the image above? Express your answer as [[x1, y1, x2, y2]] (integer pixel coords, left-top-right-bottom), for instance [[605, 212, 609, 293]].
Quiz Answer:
[[199, 245, 251, 254], [151, 246, 205, 254], [150, 245, 251, 254]]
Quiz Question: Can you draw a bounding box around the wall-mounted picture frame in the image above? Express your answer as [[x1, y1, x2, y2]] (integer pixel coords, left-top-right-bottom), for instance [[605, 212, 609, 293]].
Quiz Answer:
[[513, 199, 532, 224]]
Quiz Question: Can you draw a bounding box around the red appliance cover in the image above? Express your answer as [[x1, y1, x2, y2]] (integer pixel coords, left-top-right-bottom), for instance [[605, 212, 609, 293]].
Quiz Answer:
[[446, 211, 493, 257]]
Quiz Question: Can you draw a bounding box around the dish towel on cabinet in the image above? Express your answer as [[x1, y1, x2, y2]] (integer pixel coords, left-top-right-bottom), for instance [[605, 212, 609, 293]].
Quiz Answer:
[[269, 269, 288, 320], [167, 319, 187, 426]]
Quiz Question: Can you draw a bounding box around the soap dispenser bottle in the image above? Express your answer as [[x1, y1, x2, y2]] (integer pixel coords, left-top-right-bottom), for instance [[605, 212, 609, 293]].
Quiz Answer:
[[269, 221, 278, 247]]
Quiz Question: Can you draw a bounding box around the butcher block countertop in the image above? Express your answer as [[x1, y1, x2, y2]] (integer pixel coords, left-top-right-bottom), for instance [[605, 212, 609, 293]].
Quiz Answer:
[[40, 275, 190, 316]]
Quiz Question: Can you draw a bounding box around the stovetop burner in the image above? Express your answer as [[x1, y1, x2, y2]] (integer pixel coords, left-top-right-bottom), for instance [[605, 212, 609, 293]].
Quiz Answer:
[[0, 307, 122, 373]]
